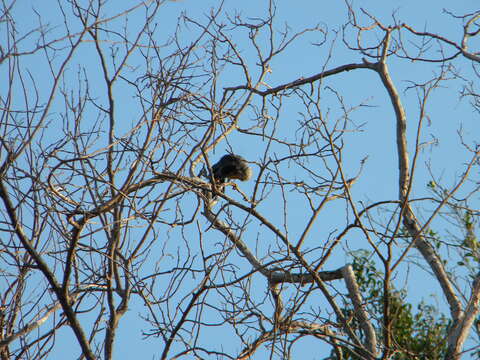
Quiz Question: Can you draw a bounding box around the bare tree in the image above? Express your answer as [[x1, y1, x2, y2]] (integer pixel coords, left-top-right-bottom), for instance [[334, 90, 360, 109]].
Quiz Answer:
[[1, 1, 480, 359]]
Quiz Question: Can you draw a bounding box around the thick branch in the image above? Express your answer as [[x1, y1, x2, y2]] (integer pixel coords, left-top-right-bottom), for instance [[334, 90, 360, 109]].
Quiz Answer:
[[374, 58, 463, 321], [224, 62, 373, 96], [446, 274, 480, 359], [342, 265, 377, 358], [269, 268, 343, 285], [203, 204, 270, 276]]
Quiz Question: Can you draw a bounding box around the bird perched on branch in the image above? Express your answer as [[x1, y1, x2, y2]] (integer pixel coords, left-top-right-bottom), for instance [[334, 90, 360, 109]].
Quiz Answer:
[[211, 154, 252, 184]]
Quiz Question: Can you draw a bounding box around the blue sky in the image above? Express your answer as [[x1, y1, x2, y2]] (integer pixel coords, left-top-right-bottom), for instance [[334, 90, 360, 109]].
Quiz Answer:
[[5, 0, 480, 359]]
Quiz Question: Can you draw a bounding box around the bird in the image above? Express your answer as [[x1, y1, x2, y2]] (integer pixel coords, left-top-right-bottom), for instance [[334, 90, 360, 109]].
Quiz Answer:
[[211, 154, 252, 184]]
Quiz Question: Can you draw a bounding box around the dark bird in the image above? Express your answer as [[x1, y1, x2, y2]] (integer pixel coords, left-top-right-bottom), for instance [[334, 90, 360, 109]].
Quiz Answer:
[[211, 154, 252, 184]]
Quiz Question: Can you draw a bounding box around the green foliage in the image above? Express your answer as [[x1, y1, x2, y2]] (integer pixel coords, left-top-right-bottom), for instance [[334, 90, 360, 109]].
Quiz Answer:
[[327, 251, 449, 359]]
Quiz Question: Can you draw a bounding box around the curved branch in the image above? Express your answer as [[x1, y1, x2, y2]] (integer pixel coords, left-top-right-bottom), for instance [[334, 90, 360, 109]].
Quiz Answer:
[[224, 62, 374, 96], [374, 39, 463, 321]]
